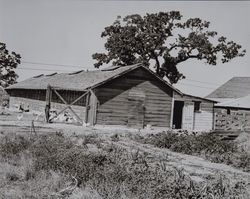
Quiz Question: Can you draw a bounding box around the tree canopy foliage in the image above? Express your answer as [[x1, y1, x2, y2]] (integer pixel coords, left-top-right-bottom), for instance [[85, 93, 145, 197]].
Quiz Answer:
[[93, 11, 246, 83], [0, 42, 21, 87]]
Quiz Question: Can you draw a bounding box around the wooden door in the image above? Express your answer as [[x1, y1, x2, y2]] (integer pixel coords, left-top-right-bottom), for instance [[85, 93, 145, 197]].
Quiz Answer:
[[127, 89, 145, 128], [182, 101, 194, 130]]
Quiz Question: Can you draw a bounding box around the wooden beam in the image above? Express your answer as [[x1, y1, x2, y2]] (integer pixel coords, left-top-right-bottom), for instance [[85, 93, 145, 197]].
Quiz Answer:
[[85, 91, 90, 124], [45, 84, 52, 123], [50, 88, 88, 124], [53, 89, 68, 105], [68, 107, 83, 125], [53, 88, 88, 106], [45, 84, 51, 106], [70, 91, 88, 106], [90, 89, 97, 125], [48, 106, 68, 122], [170, 93, 175, 128]]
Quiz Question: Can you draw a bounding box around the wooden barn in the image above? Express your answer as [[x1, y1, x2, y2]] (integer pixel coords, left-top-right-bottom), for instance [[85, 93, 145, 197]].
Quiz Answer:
[[207, 77, 250, 131], [6, 64, 215, 131]]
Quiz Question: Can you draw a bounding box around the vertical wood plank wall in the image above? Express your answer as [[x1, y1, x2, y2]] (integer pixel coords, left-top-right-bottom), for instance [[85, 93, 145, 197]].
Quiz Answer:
[[173, 92, 214, 131], [193, 102, 214, 131], [95, 68, 173, 127]]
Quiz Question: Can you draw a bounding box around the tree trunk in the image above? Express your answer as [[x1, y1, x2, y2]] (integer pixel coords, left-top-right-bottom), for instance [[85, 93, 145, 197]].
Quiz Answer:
[[155, 57, 160, 74]]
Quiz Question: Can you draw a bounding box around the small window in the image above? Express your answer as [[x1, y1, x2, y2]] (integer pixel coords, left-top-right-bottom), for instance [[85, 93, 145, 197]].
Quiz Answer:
[[227, 108, 231, 115], [194, 101, 201, 112]]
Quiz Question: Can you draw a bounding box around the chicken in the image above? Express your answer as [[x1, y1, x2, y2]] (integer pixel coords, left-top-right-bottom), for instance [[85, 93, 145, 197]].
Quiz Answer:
[[17, 114, 23, 121]]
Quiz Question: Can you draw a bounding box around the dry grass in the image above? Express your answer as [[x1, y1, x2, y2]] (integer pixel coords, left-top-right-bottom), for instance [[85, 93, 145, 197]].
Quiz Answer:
[[0, 132, 249, 198], [129, 131, 250, 171], [0, 159, 70, 198]]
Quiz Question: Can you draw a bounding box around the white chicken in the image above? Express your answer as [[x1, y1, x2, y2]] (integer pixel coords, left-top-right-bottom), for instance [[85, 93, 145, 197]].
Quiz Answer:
[[34, 112, 43, 121], [17, 114, 23, 121]]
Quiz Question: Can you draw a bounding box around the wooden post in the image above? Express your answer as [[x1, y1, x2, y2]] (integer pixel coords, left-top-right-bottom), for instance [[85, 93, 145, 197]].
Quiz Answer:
[[90, 89, 98, 126], [45, 84, 51, 123], [212, 103, 215, 130], [30, 120, 36, 137], [170, 93, 175, 129], [85, 91, 90, 124]]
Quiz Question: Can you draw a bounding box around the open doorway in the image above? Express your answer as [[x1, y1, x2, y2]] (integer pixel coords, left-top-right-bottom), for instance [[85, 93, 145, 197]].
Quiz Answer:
[[172, 101, 184, 129]]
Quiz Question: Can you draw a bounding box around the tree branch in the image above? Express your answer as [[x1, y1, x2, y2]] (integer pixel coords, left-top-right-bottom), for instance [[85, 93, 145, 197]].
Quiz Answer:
[[176, 54, 200, 64]]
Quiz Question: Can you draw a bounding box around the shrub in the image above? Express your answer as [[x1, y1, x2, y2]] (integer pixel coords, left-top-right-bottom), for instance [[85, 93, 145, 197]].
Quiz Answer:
[[233, 153, 250, 172], [81, 133, 100, 145], [0, 134, 32, 158], [29, 134, 108, 185], [110, 133, 119, 142], [29, 134, 74, 171], [0, 133, 248, 198], [5, 171, 20, 182], [132, 131, 250, 170]]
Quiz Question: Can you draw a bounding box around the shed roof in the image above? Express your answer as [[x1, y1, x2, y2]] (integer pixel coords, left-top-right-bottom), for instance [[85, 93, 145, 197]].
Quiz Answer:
[[6, 64, 140, 91], [6, 63, 215, 103], [206, 77, 250, 99], [6, 63, 182, 94], [215, 95, 250, 109]]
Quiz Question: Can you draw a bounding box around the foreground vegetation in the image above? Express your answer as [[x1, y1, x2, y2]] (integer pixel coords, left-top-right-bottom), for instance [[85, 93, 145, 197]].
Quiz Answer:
[[0, 131, 249, 198], [130, 131, 250, 171]]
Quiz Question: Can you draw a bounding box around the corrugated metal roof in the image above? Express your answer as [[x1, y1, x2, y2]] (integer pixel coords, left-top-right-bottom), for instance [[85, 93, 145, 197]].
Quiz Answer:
[[206, 77, 250, 99], [215, 95, 250, 109]]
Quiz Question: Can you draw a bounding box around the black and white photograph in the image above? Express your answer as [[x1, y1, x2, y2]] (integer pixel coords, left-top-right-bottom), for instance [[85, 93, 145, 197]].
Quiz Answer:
[[0, 0, 250, 198]]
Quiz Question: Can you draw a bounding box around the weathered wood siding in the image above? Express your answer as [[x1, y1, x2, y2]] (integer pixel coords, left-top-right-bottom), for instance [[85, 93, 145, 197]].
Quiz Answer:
[[87, 91, 98, 125], [173, 92, 214, 131], [8, 89, 86, 122], [193, 102, 214, 131], [95, 67, 173, 127], [214, 108, 250, 130]]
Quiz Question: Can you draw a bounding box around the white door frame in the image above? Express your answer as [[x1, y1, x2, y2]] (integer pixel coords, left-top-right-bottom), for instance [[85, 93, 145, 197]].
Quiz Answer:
[[182, 101, 194, 130]]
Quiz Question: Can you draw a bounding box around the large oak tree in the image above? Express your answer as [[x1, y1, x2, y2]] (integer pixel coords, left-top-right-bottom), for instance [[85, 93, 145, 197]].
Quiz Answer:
[[93, 11, 246, 84], [0, 42, 21, 87]]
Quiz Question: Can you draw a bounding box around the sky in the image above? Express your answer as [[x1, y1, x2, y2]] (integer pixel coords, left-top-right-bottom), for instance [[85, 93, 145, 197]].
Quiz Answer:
[[0, 0, 250, 97]]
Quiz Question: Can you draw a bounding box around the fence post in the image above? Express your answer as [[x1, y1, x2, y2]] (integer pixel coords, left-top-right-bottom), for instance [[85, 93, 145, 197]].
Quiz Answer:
[[30, 120, 36, 138]]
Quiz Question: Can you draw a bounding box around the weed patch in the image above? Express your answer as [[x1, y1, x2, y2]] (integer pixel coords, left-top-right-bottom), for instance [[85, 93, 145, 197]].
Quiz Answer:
[[0, 133, 249, 198], [131, 131, 250, 171]]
